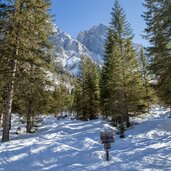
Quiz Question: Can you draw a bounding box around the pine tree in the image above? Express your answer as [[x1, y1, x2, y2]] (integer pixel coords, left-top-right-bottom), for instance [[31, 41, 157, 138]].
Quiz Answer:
[[143, 0, 171, 113], [124, 40, 147, 115], [101, 0, 146, 128], [50, 83, 73, 117], [0, 1, 12, 127], [0, 0, 18, 142], [73, 80, 83, 118], [138, 46, 151, 113], [74, 57, 100, 120], [101, 29, 124, 121], [13, 63, 54, 133], [1, 0, 54, 142]]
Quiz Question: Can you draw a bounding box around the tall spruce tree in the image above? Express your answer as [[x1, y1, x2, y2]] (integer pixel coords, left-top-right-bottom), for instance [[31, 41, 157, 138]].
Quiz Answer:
[[13, 64, 54, 133], [74, 57, 100, 120], [143, 0, 171, 113], [138, 46, 151, 113], [101, 29, 124, 121], [101, 0, 145, 127], [1, 0, 54, 142], [50, 83, 73, 117], [0, 1, 8, 127], [0, 0, 19, 142]]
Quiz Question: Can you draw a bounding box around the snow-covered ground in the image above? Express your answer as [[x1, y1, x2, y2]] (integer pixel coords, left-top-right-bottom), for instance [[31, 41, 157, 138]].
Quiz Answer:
[[0, 106, 171, 171]]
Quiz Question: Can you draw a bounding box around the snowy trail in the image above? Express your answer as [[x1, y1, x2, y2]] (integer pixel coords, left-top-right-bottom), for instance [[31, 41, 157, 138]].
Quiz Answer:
[[0, 106, 171, 171]]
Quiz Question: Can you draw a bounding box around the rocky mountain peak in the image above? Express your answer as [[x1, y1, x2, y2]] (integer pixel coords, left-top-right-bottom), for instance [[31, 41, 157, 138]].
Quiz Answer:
[[53, 23, 142, 75], [52, 25, 96, 75], [77, 24, 108, 58]]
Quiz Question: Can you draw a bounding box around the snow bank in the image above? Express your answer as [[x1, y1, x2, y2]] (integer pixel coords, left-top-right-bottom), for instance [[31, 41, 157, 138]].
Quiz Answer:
[[0, 107, 171, 171]]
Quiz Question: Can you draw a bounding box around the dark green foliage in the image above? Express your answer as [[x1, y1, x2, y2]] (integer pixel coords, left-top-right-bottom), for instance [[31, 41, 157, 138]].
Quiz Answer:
[[100, 0, 147, 128], [143, 0, 171, 109], [74, 57, 100, 120], [13, 64, 53, 132], [110, 0, 134, 40], [138, 46, 154, 113], [0, 0, 13, 120], [50, 83, 74, 116], [119, 123, 125, 138], [0, 0, 55, 140]]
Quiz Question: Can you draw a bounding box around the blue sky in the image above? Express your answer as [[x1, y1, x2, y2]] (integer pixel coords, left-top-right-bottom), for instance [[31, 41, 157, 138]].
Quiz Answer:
[[51, 0, 148, 46]]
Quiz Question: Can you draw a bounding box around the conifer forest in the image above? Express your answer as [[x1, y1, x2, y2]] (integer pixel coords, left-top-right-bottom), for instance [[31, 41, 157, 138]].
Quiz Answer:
[[0, 0, 170, 170]]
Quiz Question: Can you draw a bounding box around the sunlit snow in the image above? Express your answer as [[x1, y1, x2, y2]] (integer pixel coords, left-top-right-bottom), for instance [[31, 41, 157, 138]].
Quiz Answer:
[[0, 106, 171, 171]]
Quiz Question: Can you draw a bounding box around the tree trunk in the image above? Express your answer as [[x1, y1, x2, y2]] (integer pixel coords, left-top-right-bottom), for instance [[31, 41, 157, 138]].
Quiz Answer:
[[26, 101, 32, 133], [125, 112, 130, 127], [26, 114, 32, 133], [2, 59, 17, 142], [89, 95, 94, 120], [119, 40, 130, 128], [31, 114, 35, 128], [0, 113, 2, 127], [119, 116, 125, 138], [122, 91, 130, 127], [1, 1, 22, 142], [141, 46, 150, 114], [9, 112, 12, 130]]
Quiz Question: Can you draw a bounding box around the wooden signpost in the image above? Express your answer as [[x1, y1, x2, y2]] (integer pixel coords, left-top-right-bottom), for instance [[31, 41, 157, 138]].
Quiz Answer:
[[100, 131, 114, 161]]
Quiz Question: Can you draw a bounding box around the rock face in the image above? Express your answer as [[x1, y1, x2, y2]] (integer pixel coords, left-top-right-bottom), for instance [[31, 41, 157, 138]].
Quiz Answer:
[[53, 26, 94, 75], [53, 24, 142, 75], [77, 24, 108, 60]]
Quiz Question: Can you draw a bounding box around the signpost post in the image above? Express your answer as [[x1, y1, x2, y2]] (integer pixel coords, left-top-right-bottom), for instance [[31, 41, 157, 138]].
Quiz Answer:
[[100, 131, 114, 161]]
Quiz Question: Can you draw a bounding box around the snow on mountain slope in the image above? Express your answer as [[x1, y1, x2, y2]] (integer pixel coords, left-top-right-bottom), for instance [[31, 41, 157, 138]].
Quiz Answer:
[[53, 24, 107, 75], [53, 24, 142, 75], [77, 24, 108, 63], [53, 26, 98, 75], [0, 107, 171, 171], [77, 24, 142, 62]]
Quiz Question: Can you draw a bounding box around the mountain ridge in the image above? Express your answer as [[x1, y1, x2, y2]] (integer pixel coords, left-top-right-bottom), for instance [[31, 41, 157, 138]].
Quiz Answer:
[[53, 24, 142, 75]]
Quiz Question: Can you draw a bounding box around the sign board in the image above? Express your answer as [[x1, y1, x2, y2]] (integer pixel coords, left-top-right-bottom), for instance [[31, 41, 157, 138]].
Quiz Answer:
[[100, 131, 114, 144], [104, 143, 111, 150], [100, 131, 114, 161]]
